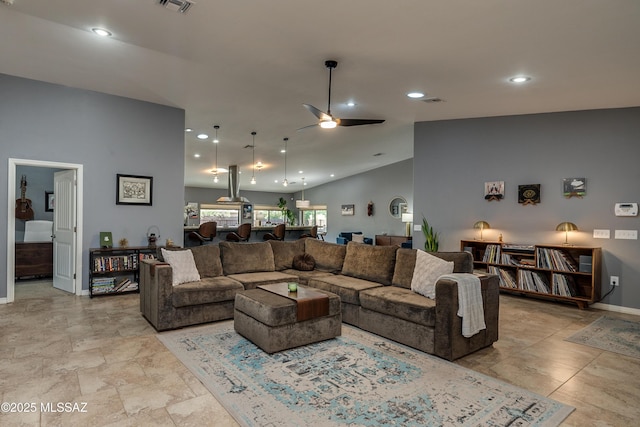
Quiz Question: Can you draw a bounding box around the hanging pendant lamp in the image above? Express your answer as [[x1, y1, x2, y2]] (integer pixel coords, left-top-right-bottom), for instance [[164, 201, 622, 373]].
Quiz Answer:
[[250, 131, 257, 185], [213, 125, 219, 183], [282, 137, 289, 187], [296, 177, 310, 208]]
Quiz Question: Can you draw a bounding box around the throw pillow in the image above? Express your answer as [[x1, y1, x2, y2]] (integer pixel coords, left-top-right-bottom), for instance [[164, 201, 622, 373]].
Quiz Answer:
[[161, 248, 200, 286], [351, 233, 365, 243], [410, 249, 454, 299], [293, 253, 316, 271]]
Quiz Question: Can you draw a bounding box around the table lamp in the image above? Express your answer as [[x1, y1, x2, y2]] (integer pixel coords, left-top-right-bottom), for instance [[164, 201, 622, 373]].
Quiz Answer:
[[401, 213, 413, 237], [473, 221, 490, 240], [556, 222, 578, 245]]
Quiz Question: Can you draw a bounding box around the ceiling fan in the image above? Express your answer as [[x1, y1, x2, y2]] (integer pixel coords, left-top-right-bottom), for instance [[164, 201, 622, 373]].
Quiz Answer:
[[300, 60, 385, 130]]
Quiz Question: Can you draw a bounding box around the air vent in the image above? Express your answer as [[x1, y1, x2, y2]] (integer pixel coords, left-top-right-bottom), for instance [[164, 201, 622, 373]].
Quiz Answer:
[[158, 0, 194, 13]]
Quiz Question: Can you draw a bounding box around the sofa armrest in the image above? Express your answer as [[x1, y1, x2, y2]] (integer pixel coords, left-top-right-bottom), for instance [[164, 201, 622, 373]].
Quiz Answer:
[[139, 258, 175, 330], [433, 274, 500, 360]]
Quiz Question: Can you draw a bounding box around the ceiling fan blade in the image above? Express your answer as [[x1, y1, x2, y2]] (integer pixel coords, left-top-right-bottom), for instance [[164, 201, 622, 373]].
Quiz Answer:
[[338, 118, 386, 127], [303, 104, 332, 121]]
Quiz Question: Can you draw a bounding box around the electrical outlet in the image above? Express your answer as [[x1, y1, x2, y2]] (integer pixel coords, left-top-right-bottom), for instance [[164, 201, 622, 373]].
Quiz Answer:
[[610, 276, 619, 287]]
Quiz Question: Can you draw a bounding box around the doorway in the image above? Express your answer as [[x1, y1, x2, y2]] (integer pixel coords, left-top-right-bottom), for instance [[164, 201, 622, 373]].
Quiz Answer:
[[6, 158, 84, 303]]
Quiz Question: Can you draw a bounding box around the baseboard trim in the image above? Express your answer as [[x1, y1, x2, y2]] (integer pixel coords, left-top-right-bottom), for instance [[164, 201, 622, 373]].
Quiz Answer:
[[80, 289, 90, 296], [592, 302, 640, 316], [0, 297, 7, 304]]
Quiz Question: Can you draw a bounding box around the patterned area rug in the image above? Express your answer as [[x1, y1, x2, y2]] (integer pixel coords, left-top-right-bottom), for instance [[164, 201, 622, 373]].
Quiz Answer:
[[565, 315, 640, 358], [158, 322, 573, 426]]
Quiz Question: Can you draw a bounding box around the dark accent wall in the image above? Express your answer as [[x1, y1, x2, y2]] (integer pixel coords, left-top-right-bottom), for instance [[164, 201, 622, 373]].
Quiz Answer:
[[413, 107, 640, 310], [1, 73, 185, 297]]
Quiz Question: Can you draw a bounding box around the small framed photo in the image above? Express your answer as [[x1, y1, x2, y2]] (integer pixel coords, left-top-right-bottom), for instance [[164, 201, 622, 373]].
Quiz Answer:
[[341, 204, 355, 216], [484, 181, 504, 201], [116, 174, 153, 206], [518, 184, 541, 205], [45, 191, 54, 212], [563, 178, 586, 198], [243, 204, 253, 220]]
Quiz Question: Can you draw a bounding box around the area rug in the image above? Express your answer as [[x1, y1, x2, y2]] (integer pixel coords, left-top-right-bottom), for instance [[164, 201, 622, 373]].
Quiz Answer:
[[158, 322, 574, 426], [565, 315, 640, 359]]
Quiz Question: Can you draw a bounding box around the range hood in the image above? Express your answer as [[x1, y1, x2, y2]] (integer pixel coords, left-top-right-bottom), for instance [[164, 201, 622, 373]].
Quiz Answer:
[[217, 165, 250, 204]]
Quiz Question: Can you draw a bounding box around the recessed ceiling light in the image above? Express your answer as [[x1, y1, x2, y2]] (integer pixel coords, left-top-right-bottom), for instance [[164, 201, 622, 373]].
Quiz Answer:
[[91, 28, 112, 37], [509, 76, 531, 84], [298, 170, 303, 174], [194, 154, 200, 158], [347, 101, 356, 107], [185, 128, 193, 132], [280, 149, 286, 153], [330, 174, 335, 177], [197, 133, 208, 140], [407, 92, 425, 99]]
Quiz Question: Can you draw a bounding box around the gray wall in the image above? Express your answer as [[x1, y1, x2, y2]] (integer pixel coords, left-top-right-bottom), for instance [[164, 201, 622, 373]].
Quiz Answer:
[[299, 159, 414, 243], [413, 107, 640, 310], [1, 73, 185, 297]]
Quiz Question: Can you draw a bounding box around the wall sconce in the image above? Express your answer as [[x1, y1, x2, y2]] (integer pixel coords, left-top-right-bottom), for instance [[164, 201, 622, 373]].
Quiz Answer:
[[473, 221, 491, 240], [402, 212, 413, 237], [556, 222, 578, 245]]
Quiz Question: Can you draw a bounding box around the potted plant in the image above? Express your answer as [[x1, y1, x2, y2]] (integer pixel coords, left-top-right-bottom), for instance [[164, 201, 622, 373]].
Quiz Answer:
[[277, 197, 296, 226], [421, 215, 439, 252]]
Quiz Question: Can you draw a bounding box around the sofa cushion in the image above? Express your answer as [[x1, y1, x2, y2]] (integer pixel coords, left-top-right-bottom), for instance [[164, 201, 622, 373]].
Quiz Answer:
[[268, 239, 305, 270], [392, 249, 474, 288], [341, 242, 397, 286], [171, 276, 244, 308], [161, 248, 200, 286], [227, 271, 299, 290], [351, 233, 365, 243], [410, 250, 454, 299], [220, 241, 275, 275], [158, 245, 223, 278], [304, 238, 346, 272], [293, 253, 316, 271], [308, 274, 382, 305], [360, 286, 436, 327]]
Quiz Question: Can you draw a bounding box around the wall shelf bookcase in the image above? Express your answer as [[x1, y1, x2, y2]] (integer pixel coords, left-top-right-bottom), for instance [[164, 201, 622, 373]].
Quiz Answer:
[[89, 246, 157, 298], [461, 240, 601, 309]]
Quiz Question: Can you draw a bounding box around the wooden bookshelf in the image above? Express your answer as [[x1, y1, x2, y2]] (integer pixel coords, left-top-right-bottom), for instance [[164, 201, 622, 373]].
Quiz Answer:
[[461, 240, 601, 309], [89, 246, 158, 298]]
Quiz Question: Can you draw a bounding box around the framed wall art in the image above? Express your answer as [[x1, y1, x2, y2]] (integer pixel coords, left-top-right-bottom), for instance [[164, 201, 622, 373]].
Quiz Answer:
[[45, 191, 54, 212], [341, 204, 355, 216], [484, 181, 504, 201], [563, 178, 586, 198], [518, 184, 541, 205], [116, 174, 153, 206]]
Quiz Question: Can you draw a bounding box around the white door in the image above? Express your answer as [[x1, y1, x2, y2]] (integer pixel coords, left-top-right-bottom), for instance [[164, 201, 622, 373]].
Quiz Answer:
[[53, 170, 76, 293]]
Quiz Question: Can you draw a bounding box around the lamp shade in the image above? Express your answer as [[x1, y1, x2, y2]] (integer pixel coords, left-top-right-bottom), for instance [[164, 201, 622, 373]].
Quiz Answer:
[[473, 220, 490, 230], [555, 222, 578, 232], [295, 199, 310, 208], [401, 213, 413, 223]]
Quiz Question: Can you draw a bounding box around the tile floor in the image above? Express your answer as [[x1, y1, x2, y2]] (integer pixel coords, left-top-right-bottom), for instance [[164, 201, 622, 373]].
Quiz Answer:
[[1, 280, 639, 426]]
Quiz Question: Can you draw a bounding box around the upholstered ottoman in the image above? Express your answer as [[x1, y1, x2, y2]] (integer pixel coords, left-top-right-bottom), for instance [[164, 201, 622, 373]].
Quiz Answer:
[[234, 283, 342, 353]]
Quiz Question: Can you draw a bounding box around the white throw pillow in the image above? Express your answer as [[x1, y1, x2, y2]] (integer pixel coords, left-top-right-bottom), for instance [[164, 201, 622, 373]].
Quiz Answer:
[[410, 249, 454, 299], [351, 234, 365, 243], [161, 248, 200, 286]]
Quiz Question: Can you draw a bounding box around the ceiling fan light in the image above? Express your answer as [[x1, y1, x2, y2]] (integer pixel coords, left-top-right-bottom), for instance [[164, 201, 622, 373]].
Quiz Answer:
[[320, 119, 337, 129]]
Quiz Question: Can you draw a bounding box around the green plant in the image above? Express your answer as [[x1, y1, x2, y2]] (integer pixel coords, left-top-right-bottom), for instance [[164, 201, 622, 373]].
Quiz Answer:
[[421, 215, 439, 252], [277, 197, 296, 226]]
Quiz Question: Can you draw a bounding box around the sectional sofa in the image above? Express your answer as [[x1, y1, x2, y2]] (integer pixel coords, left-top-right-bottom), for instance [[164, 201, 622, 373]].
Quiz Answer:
[[139, 238, 499, 360]]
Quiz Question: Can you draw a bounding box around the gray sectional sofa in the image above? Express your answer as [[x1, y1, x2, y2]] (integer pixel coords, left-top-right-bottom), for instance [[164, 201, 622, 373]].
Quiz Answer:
[[139, 238, 499, 360]]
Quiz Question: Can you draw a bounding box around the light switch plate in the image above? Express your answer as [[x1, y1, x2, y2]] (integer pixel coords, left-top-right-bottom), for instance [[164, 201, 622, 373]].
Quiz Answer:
[[593, 229, 610, 239], [414, 224, 422, 231], [614, 229, 638, 240]]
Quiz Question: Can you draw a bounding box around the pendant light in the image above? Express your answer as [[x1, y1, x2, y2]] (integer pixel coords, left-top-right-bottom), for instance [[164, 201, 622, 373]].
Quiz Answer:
[[296, 177, 310, 208], [213, 125, 219, 183], [250, 131, 257, 185], [282, 137, 289, 187]]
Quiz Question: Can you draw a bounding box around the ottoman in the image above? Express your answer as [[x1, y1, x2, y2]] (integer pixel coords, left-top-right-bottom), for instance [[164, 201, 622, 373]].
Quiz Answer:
[[234, 283, 342, 353]]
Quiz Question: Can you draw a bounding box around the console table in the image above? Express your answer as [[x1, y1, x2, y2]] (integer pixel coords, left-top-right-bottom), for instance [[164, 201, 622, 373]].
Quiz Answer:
[[375, 235, 412, 246]]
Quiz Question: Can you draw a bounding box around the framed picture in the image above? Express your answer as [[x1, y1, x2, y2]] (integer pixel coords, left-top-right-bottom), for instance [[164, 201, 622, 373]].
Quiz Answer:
[[518, 184, 541, 205], [45, 191, 54, 212], [341, 204, 355, 216], [484, 181, 505, 201], [563, 177, 586, 198], [116, 174, 153, 206]]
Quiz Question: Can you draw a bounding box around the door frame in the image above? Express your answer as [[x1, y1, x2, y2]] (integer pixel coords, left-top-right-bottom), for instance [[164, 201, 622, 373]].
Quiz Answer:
[[6, 158, 84, 303]]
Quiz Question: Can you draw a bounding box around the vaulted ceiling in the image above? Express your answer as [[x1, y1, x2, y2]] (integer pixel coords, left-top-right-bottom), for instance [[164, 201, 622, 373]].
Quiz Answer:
[[2, 0, 639, 192]]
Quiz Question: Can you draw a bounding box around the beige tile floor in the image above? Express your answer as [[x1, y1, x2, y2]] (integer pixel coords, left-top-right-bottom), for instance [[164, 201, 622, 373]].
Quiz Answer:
[[1, 280, 639, 426]]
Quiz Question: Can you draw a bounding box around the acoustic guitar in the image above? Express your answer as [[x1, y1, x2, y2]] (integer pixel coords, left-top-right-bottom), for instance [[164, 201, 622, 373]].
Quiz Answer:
[[16, 175, 35, 220]]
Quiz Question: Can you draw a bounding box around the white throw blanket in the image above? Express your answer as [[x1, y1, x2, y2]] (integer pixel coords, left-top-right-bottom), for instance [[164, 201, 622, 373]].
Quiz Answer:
[[438, 273, 486, 338]]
